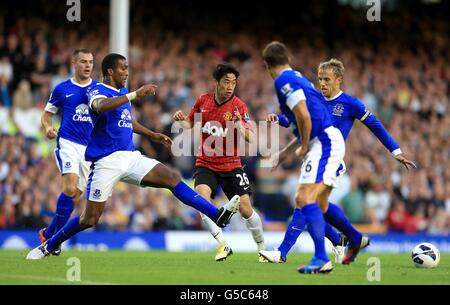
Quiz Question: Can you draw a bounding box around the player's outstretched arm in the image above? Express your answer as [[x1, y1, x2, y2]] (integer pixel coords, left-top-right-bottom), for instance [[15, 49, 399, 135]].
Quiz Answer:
[[291, 100, 311, 160], [41, 111, 57, 140], [359, 109, 417, 170], [92, 84, 157, 113], [132, 118, 172, 148], [172, 110, 193, 129]]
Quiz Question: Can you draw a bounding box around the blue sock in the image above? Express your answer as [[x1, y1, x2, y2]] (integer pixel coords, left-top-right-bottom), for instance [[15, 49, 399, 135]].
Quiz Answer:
[[172, 181, 218, 220], [325, 223, 340, 246], [278, 208, 305, 259], [46, 216, 85, 252], [302, 203, 328, 262], [324, 203, 362, 246], [44, 192, 74, 239]]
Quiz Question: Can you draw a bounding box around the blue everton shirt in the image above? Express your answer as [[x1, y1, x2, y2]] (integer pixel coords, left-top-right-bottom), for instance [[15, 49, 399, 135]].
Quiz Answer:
[[277, 90, 401, 155], [85, 83, 134, 161], [324, 91, 400, 154], [45, 78, 97, 146], [274, 68, 333, 142]]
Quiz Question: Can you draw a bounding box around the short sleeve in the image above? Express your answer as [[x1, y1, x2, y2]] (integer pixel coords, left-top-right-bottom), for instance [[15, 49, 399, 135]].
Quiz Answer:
[[45, 86, 62, 113], [188, 97, 202, 122]]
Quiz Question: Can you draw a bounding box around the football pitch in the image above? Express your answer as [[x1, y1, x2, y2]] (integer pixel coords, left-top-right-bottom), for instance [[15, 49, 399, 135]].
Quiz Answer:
[[0, 250, 449, 285]]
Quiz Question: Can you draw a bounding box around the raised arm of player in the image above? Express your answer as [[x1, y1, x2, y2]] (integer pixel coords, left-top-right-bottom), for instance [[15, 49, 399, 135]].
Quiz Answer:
[[172, 110, 193, 129], [132, 118, 172, 148], [355, 100, 417, 170], [291, 101, 311, 160], [91, 84, 157, 113]]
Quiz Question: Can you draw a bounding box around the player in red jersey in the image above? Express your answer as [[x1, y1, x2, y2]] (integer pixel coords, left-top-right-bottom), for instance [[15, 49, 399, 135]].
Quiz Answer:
[[173, 63, 266, 261]]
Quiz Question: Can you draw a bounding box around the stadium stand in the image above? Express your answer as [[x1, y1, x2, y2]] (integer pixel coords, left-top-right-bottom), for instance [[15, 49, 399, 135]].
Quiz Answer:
[[0, 0, 448, 236]]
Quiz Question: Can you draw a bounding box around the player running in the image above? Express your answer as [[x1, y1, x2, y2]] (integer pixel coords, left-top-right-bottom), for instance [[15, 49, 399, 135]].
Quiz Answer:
[[173, 63, 265, 261], [26, 54, 240, 260], [259, 41, 346, 274], [261, 58, 416, 265], [38, 48, 97, 255]]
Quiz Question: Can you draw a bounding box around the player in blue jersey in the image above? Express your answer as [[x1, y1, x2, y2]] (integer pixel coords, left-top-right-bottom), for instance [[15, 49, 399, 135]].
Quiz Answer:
[[262, 58, 416, 265], [38, 48, 97, 255], [259, 41, 347, 274], [26, 53, 240, 260]]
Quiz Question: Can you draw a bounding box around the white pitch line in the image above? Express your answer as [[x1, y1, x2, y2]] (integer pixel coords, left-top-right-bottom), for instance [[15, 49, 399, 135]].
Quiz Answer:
[[0, 273, 117, 285]]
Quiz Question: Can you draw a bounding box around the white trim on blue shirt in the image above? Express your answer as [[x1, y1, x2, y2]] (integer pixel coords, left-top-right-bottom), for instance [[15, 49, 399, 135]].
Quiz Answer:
[[70, 78, 93, 88], [360, 110, 372, 122], [89, 94, 107, 109], [324, 90, 343, 101], [44, 102, 59, 114], [286, 89, 306, 110], [100, 83, 121, 93], [391, 148, 402, 156]]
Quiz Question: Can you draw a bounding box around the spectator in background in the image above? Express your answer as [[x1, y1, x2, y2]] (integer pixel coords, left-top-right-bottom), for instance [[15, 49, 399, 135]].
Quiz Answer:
[[0, 2, 448, 233], [364, 176, 391, 225], [12, 79, 33, 110], [340, 177, 365, 224]]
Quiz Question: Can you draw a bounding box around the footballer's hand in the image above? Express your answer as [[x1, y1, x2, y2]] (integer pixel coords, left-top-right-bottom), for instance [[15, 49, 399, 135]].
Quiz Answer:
[[151, 133, 173, 148], [394, 154, 417, 170], [44, 126, 57, 140], [173, 110, 187, 121], [266, 113, 279, 123], [295, 146, 308, 160], [233, 107, 242, 122], [136, 84, 157, 98]]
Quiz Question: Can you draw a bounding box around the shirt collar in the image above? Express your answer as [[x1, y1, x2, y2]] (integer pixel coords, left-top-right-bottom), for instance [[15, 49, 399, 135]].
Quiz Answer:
[[70, 78, 92, 88], [100, 82, 121, 93], [324, 90, 343, 101]]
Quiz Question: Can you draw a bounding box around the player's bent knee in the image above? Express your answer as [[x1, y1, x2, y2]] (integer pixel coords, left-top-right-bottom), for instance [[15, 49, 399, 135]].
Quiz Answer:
[[294, 192, 308, 208], [62, 185, 79, 198], [167, 169, 181, 188], [79, 215, 99, 229]]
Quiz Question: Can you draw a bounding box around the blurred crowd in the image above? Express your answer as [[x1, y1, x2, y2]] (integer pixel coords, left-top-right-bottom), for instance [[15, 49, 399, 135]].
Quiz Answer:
[[0, 1, 448, 234]]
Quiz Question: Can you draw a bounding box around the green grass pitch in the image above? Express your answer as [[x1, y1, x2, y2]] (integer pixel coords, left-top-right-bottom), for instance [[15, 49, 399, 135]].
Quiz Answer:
[[0, 250, 448, 285]]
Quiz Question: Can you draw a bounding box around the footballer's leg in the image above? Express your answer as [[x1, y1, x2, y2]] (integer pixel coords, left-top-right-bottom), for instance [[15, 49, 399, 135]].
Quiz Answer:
[[296, 182, 333, 274], [39, 173, 81, 255], [317, 186, 369, 264], [239, 195, 266, 256], [194, 183, 232, 262], [26, 200, 105, 260], [220, 168, 266, 259], [139, 163, 239, 228]]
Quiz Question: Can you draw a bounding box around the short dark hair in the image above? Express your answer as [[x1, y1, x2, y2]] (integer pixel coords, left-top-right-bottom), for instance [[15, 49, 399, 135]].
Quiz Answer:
[[262, 41, 290, 68], [102, 53, 126, 76], [212, 62, 240, 82], [72, 48, 92, 58]]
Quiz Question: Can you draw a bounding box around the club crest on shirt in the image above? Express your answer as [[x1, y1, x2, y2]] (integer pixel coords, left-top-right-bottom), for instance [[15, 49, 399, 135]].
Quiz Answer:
[[332, 104, 344, 116], [223, 112, 233, 121], [93, 189, 101, 199]]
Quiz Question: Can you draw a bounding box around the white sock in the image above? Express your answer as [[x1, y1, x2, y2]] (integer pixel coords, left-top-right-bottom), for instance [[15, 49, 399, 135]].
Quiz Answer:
[[200, 213, 226, 244], [244, 210, 265, 251]]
